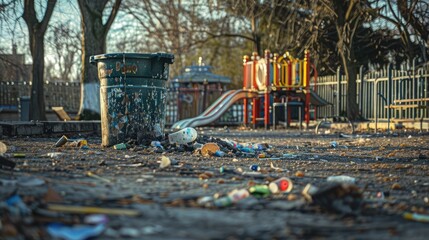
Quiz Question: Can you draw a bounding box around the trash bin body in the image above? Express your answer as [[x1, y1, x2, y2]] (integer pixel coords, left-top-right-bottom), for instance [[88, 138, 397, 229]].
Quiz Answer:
[[19, 96, 30, 121], [90, 53, 174, 146]]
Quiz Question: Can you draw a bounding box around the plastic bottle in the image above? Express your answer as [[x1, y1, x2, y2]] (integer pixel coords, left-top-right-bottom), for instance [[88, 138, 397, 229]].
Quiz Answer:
[[228, 189, 250, 202], [269, 177, 293, 193], [249, 185, 271, 197], [326, 175, 356, 184]]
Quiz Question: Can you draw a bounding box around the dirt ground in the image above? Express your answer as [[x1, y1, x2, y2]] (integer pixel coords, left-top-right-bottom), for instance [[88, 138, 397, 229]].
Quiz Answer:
[[1, 127, 428, 239]]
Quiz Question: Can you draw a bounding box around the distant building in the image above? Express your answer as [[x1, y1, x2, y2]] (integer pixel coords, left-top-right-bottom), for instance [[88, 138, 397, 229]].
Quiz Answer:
[[0, 44, 31, 82]]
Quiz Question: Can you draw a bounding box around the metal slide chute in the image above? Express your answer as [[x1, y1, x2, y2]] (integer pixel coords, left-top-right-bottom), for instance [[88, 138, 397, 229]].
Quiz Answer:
[[171, 89, 257, 130]]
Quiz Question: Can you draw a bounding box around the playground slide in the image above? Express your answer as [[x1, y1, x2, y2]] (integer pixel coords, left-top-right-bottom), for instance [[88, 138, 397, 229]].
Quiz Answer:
[[290, 90, 332, 106], [171, 89, 258, 130], [172, 90, 236, 129]]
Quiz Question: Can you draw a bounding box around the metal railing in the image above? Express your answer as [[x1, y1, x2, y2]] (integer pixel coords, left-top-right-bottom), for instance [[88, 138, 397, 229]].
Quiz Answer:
[[315, 62, 429, 122], [0, 81, 80, 112], [1, 61, 428, 126]]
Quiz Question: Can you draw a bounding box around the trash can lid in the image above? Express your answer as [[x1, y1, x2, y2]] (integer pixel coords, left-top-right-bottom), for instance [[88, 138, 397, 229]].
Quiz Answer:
[[90, 52, 174, 64]]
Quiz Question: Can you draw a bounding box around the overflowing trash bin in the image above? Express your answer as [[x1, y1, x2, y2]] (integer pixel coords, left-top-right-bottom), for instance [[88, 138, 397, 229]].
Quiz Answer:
[[90, 53, 174, 146]]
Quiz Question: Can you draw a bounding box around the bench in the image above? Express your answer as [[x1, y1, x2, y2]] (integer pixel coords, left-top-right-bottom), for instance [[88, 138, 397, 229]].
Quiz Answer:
[[385, 98, 429, 131], [51, 107, 73, 121]]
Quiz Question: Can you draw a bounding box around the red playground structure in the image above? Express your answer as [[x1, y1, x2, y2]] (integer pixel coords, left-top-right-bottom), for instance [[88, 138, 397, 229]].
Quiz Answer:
[[172, 50, 331, 130]]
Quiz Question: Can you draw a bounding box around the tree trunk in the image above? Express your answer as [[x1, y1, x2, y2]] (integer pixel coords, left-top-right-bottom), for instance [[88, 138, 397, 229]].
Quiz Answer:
[[77, 0, 121, 120], [29, 34, 47, 121], [340, 51, 360, 121], [22, 0, 57, 121]]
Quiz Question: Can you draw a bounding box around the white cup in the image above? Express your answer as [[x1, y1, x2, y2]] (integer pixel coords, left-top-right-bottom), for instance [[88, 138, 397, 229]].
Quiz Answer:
[[168, 127, 198, 144]]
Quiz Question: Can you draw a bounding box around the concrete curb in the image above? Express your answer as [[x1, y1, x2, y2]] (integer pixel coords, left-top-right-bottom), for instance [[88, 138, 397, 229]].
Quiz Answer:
[[0, 121, 101, 137]]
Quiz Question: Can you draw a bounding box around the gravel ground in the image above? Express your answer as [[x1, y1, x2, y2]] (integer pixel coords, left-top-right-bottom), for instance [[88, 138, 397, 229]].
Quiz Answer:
[[0, 127, 428, 239]]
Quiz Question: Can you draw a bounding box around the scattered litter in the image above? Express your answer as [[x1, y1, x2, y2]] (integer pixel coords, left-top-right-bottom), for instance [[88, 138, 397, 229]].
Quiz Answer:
[[269, 162, 288, 172], [54, 135, 68, 147], [213, 195, 233, 207], [327, 175, 356, 184], [12, 153, 26, 158], [46, 204, 140, 216], [391, 183, 402, 190], [201, 143, 220, 157], [228, 188, 250, 202], [269, 177, 293, 193], [70, 139, 88, 148], [330, 141, 338, 148], [305, 183, 362, 214], [46, 152, 64, 158], [213, 150, 225, 157], [197, 196, 214, 206], [168, 127, 197, 144], [301, 184, 319, 202], [249, 164, 260, 172], [295, 171, 305, 177], [86, 171, 111, 183], [151, 141, 164, 150], [213, 188, 250, 207], [47, 223, 105, 240], [219, 166, 237, 174], [113, 143, 127, 150], [84, 214, 109, 225], [0, 141, 7, 154], [249, 185, 271, 197], [403, 212, 429, 222], [5, 195, 31, 216], [117, 163, 143, 167], [159, 156, 171, 169]]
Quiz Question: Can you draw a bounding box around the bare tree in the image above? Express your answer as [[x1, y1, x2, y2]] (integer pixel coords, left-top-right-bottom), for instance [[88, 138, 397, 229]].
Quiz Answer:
[[77, 0, 121, 120], [397, 0, 429, 61], [22, 0, 57, 120], [45, 21, 81, 82], [316, 0, 375, 120]]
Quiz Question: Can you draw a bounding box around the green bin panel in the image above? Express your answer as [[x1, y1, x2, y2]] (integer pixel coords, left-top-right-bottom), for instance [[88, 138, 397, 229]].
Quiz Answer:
[[91, 53, 174, 146]]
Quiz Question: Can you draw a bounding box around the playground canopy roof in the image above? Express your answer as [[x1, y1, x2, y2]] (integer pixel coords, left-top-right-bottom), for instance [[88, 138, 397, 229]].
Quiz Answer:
[[172, 65, 231, 84]]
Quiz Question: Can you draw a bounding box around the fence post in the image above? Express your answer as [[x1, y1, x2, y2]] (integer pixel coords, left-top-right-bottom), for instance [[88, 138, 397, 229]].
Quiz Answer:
[[387, 63, 392, 132], [359, 65, 364, 117], [336, 66, 342, 116]]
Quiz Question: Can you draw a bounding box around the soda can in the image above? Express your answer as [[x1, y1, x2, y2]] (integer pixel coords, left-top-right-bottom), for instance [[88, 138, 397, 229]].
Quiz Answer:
[[113, 143, 127, 150], [269, 177, 293, 193], [54, 135, 68, 147], [249, 164, 260, 172], [249, 185, 271, 197]]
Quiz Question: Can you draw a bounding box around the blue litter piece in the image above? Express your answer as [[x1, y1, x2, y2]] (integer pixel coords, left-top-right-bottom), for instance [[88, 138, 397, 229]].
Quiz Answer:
[[47, 223, 105, 240]]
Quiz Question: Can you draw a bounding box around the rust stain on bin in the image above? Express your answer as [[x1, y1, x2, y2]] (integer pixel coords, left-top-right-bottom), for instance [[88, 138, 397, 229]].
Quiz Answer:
[[91, 53, 174, 146]]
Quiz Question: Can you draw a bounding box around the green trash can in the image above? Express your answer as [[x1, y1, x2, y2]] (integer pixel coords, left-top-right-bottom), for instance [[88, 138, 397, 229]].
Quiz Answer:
[[90, 53, 174, 146]]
